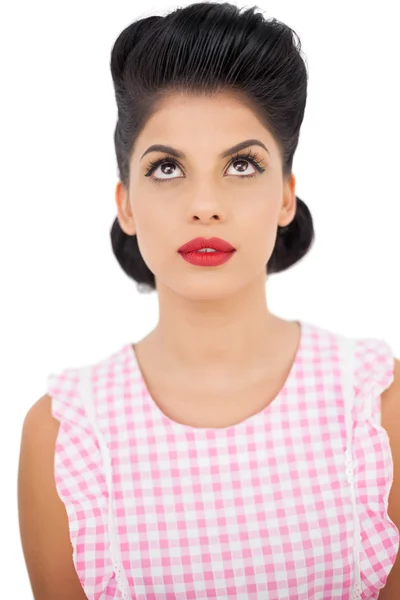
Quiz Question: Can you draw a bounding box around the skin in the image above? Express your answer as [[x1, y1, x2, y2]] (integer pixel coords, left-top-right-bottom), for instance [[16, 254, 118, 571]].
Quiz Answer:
[[115, 92, 298, 389]]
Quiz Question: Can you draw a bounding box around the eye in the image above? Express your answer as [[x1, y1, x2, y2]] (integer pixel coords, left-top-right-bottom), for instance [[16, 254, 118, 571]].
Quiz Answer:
[[225, 156, 258, 178], [144, 149, 266, 184]]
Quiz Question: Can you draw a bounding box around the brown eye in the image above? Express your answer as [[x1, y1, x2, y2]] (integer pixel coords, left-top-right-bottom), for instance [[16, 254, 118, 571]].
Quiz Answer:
[[144, 150, 266, 184], [226, 159, 257, 176], [151, 161, 183, 181]]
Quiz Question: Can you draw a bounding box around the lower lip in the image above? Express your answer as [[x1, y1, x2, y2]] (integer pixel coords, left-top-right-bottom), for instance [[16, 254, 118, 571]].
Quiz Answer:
[[178, 249, 236, 266]]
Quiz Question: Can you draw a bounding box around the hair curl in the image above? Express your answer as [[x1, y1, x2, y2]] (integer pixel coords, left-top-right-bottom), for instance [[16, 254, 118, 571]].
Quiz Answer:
[[109, 2, 315, 293]]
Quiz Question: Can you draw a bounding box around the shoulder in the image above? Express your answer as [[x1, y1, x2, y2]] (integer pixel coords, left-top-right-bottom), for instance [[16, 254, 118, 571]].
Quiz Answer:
[[18, 395, 88, 599], [379, 358, 400, 597], [23, 393, 58, 431], [381, 358, 400, 421], [21, 394, 61, 462]]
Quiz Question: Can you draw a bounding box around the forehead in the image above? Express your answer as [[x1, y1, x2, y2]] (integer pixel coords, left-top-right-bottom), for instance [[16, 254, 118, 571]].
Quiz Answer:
[[147, 91, 262, 124], [136, 92, 276, 156]]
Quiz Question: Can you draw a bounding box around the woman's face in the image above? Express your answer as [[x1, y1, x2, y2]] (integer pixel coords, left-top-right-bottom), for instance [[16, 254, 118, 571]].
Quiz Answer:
[[115, 92, 296, 299]]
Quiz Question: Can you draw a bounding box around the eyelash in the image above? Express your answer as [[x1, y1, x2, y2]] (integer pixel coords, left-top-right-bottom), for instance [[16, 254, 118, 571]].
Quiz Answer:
[[144, 149, 266, 185]]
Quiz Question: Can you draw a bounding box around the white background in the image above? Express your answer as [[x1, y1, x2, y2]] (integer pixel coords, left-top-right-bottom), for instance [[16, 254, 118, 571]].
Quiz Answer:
[[1, 0, 399, 595]]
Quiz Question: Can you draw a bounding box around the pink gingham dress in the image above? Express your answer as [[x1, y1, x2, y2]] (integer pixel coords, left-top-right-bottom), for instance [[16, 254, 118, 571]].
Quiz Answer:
[[46, 320, 399, 599]]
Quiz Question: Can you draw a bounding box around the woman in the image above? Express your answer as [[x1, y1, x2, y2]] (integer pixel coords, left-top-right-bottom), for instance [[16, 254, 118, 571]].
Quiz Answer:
[[18, 2, 400, 598]]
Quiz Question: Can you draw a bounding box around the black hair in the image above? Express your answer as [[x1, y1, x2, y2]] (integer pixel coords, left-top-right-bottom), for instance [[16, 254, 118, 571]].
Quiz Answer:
[[109, 1, 315, 293]]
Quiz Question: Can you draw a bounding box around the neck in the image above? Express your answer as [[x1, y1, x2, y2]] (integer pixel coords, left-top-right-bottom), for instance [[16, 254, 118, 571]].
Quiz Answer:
[[146, 275, 287, 375]]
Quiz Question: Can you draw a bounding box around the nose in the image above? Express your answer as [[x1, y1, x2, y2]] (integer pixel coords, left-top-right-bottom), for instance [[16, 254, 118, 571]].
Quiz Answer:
[[186, 192, 227, 223]]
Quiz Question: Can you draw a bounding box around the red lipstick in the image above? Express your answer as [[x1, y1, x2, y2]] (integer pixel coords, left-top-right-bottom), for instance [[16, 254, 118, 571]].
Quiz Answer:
[[178, 237, 236, 253], [178, 237, 236, 267]]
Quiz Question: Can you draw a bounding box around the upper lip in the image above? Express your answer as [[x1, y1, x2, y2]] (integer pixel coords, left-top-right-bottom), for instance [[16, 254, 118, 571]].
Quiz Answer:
[[178, 237, 236, 253]]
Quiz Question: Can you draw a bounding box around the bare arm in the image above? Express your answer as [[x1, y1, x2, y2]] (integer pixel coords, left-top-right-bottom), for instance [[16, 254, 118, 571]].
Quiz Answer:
[[17, 394, 88, 600], [379, 358, 400, 598]]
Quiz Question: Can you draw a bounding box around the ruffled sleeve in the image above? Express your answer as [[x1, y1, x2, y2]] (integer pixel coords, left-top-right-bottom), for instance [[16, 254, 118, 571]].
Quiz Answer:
[[47, 367, 120, 599], [352, 337, 400, 598]]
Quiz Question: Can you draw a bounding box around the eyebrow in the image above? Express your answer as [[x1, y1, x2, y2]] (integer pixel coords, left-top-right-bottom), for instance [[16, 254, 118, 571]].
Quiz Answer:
[[140, 138, 270, 161]]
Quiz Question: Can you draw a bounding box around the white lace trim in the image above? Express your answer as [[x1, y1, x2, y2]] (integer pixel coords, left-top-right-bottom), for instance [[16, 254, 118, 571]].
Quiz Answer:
[[78, 366, 131, 600], [339, 337, 362, 600]]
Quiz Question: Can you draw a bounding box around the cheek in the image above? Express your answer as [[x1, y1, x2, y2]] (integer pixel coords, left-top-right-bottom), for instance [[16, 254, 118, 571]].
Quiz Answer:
[[238, 202, 280, 258], [133, 207, 174, 270], [242, 199, 278, 235]]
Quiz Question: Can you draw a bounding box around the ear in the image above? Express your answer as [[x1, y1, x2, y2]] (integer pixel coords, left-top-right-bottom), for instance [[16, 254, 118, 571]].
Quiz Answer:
[[115, 180, 136, 236], [279, 173, 297, 227]]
